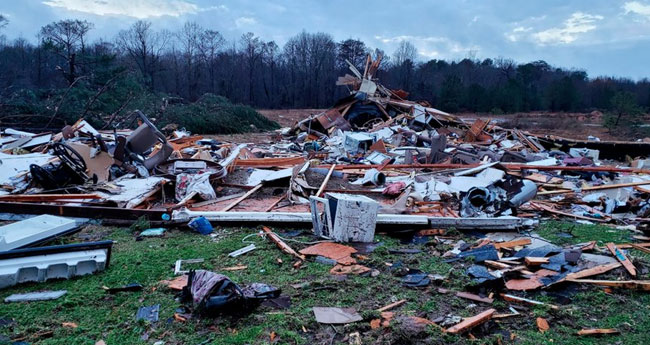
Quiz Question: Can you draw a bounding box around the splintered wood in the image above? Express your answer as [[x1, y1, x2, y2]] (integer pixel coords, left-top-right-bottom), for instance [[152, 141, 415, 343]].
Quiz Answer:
[[445, 309, 496, 334], [262, 226, 305, 261], [606, 242, 636, 276]]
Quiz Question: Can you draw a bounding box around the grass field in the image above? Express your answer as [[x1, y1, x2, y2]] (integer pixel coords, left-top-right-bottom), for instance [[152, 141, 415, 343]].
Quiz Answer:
[[1, 221, 650, 345]]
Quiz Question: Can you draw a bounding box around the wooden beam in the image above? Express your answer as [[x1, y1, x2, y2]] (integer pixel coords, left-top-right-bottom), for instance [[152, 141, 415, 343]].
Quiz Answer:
[[606, 242, 636, 276], [566, 279, 650, 291], [376, 299, 407, 312], [629, 243, 650, 254], [264, 195, 286, 212], [493, 238, 532, 249], [445, 309, 496, 334], [261, 226, 305, 261], [316, 164, 336, 197], [539, 181, 650, 195], [455, 292, 493, 304], [577, 328, 619, 336], [530, 202, 607, 222], [565, 262, 622, 280], [221, 183, 262, 212], [525, 257, 550, 266]]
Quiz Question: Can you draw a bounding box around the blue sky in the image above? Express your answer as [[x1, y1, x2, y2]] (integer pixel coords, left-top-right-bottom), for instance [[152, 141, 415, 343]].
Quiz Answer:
[[1, 0, 650, 79]]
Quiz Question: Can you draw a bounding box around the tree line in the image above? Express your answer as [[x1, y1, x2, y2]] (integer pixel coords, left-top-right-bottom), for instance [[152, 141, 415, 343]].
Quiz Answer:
[[0, 17, 648, 130]]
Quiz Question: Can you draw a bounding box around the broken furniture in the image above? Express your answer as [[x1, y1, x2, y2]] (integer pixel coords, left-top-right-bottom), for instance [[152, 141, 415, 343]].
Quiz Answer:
[[30, 142, 89, 189], [113, 110, 173, 174]]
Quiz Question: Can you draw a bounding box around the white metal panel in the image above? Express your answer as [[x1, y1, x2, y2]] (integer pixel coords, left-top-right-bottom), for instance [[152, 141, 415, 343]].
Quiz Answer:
[[0, 249, 108, 289], [0, 215, 77, 251]]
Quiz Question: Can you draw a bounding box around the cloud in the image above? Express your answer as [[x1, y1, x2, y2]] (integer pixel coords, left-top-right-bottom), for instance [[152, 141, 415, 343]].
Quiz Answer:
[[505, 26, 532, 42], [623, 1, 650, 19], [41, 0, 226, 19], [374, 35, 479, 59], [235, 16, 257, 28], [532, 12, 603, 45]]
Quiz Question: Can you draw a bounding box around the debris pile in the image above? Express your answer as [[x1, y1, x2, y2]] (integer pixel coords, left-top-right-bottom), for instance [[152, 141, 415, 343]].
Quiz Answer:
[[1, 53, 650, 342]]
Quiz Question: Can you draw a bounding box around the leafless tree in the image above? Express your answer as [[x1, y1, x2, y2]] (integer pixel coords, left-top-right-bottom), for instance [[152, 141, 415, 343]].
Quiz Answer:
[[116, 20, 168, 90], [393, 41, 417, 66], [199, 29, 225, 94], [40, 19, 93, 85], [240, 32, 264, 103], [177, 22, 203, 100]]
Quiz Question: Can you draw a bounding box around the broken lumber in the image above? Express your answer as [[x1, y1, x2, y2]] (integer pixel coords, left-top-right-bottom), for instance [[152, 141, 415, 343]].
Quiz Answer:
[[565, 262, 622, 280], [525, 257, 549, 266], [455, 292, 493, 304], [539, 180, 650, 195], [264, 195, 285, 212], [606, 242, 636, 276], [629, 243, 650, 254], [577, 328, 619, 336], [376, 299, 407, 312], [445, 309, 496, 334], [262, 226, 305, 261], [565, 279, 650, 291], [316, 164, 336, 197], [221, 183, 263, 211], [493, 238, 532, 249]]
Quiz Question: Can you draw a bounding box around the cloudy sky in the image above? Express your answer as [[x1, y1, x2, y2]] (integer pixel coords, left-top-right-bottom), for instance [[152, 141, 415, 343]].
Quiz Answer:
[[1, 0, 650, 79]]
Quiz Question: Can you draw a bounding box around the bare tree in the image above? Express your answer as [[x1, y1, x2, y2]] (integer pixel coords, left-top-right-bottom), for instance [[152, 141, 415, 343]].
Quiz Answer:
[[240, 32, 264, 103], [393, 40, 417, 66], [199, 29, 225, 94], [261, 40, 279, 104], [40, 19, 93, 85], [116, 20, 168, 90], [177, 22, 203, 100]]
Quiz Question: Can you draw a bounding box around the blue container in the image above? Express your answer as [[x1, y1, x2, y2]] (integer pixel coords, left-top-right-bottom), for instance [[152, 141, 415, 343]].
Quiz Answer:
[[188, 216, 213, 235]]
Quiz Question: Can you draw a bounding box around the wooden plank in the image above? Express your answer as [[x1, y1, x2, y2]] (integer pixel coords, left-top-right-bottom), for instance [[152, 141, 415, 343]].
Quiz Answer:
[[539, 181, 650, 195], [565, 262, 622, 280], [617, 242, 650, 249], [606, 242, 636, 276], [484, 260, 512, 269], [525, 257, 550, 266], [529, 202, 607, 222], [577, 328, 619, 336], [445, 309, 495, 334], [190, 192, 245, 208], [376, 299, 407, 312], [261, 226, 305, 261], [221, 183, 263, 212], [264, 195, 286, 212], [566, 279, 650, 291], [316, 164, 336, 197], [493, 238, 532, 249], [629, 243, 650, 254], [455, 292, 493, 304]]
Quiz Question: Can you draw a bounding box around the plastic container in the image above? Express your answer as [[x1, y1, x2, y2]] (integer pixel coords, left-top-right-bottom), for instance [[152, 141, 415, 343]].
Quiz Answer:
[[188, 216, 213, 235]]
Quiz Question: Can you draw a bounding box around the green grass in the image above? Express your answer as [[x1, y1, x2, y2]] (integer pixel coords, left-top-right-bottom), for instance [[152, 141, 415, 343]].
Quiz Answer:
[[0, 221, 649, 344], [535, 220, 634, 246]]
